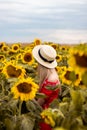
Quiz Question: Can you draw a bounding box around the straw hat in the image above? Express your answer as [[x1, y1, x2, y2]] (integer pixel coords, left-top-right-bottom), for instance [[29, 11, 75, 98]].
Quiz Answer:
[[32, 45, 57, 68]]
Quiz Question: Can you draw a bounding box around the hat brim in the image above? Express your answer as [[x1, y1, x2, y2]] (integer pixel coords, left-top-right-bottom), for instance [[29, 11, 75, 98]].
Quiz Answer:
[[32, 45, 57, 68]]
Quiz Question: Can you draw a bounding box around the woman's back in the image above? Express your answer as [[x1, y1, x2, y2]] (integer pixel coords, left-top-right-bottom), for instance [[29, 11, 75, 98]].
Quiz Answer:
[[47, 68, 59, 82]]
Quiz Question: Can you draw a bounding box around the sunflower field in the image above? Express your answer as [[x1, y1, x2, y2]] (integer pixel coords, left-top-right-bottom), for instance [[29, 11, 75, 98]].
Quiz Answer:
[[0, 40, 87, 130]]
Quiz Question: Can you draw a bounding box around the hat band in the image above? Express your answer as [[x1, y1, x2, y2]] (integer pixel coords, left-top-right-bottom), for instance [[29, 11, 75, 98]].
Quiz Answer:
[[38, 49, 54, 63]]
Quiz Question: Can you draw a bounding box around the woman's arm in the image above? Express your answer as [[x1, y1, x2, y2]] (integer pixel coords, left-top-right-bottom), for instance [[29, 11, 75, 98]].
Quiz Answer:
[[37, 98, 45, 106]]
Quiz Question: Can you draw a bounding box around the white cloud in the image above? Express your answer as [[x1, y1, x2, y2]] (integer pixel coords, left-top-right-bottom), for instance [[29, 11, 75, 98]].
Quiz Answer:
[[0, 0, 86, 25], [0, 0, 86, 12], [0, 0, 87, 43], [48, 29, 87, 43], [0, 0, 86, 20], [0, 29, 87, 44]]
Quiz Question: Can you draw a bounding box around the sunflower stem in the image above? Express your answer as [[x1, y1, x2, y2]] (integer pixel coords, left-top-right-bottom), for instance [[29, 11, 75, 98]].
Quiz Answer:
[[19, 100, 23, 116], [1, 82, 5, 95]]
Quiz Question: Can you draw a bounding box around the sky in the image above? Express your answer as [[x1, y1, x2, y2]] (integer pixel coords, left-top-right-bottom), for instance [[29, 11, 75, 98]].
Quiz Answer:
[[0, 0, 87, 44]]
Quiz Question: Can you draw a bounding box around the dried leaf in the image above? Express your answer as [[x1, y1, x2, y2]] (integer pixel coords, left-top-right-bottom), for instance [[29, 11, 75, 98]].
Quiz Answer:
[[19, 115, 35, 130]]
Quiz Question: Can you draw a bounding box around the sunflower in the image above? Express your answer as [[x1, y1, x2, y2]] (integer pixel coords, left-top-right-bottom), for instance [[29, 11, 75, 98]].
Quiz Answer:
[[50, 43, 59, 50], [59, 67, 80, 86], [11, 44, 20, 53], [0, 42, 6, 49], [7, 50, 16, 55], [24, 46, 32, 51], [53, 127, 66, 130], [3, 62, 25, 78], [56, 54, 62, 63], [32, 62, 38, 70], [1, 45, 10, 52], [22, 50, 34, 65], [44, 115, 55, 127], [56, 66, 67, 75], [34, 38, 41, 45], [10, 56, 17, 61], [73, 73, 81, 87], [16, 53, 22, 60], [0, 55, 5, 61], [11, 77, 39, 101], [59, 45, 69, 51], [0, 67, 3, 73], [78, 78, 87, 89], [41, 108, 55, 127], [68, 44, 87, 75]]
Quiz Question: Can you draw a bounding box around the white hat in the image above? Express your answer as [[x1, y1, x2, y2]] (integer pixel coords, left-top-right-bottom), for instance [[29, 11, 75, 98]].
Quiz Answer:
[[32, 45, 57, 68]]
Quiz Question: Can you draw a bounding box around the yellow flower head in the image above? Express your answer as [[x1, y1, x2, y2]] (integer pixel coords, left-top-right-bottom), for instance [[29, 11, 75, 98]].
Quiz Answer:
[[50, 43, 59, 50], [0, 67, 3, 73], [0, 55, 5, 61], [11, 77, 39, 101], [56, 54, 62, 63], [1, 45, 10, 52], [0, 42, 6, 49], [11, 44, 20, 52], [60, 67, 80, 86], [53, 127, 66, 130], [41, 108, 56, 127], [34, 38, 41, 45], [16, 53, 22, 60], [68, 44, 87, 75], [3, 62, 25, 78], [44, 115, 55, 127], [22, 50, 34, 65]]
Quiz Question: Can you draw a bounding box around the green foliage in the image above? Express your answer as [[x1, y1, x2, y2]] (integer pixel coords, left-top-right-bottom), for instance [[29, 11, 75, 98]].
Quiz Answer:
[[69, 71, 77, 82], [49, 85, 87, 130], [0, 43, 87, 130], [82, 71, 87, 86]]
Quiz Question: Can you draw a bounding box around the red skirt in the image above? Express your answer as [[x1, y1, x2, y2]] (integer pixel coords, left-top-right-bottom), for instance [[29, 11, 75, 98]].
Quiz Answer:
[[39, 122, 52, 130]]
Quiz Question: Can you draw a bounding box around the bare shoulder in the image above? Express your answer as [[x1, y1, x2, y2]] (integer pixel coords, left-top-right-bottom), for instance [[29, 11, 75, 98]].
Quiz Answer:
[[47, 73, 59, 82]]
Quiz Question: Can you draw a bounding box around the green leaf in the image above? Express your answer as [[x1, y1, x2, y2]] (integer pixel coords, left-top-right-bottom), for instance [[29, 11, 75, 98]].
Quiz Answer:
[[70, 89, 84, 112], [59, 102, 69, 115], [35, 92, 47, 98], [82, 71, 87, 86], [45, 85, 60, 90], [7, 78, 18, 83], [50, 99, 59, 108], [4, 118, 16, 130], [69, 71, 76, 82], [26, 100, 36, 112]]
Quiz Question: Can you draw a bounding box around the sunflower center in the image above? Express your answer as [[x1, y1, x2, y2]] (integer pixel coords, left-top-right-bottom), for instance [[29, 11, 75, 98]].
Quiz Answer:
[[76, 74, 79, 79], [62, 47, 65, 50], [56, 56, 60, 60], [64, 71, 71, 80], [3, 47, 8, 51], [0, 44, 3, 48], [13, 46, 18, 50], [8, 51, 15, 55], [0, 68, 3, 73], [7, 65, 22, 77], [74, 54, 87, 67], [24, 53, 32, 62], [35, 40, 40, 45], [17, 82, 32, 93], [0, 55, 4, 60], [51, 45, 57, 49], [79, 81, 84, 85]]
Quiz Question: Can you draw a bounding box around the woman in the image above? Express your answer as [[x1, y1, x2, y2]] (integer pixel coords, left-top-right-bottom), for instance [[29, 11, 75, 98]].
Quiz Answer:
[[32, 45, 61, 130]]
